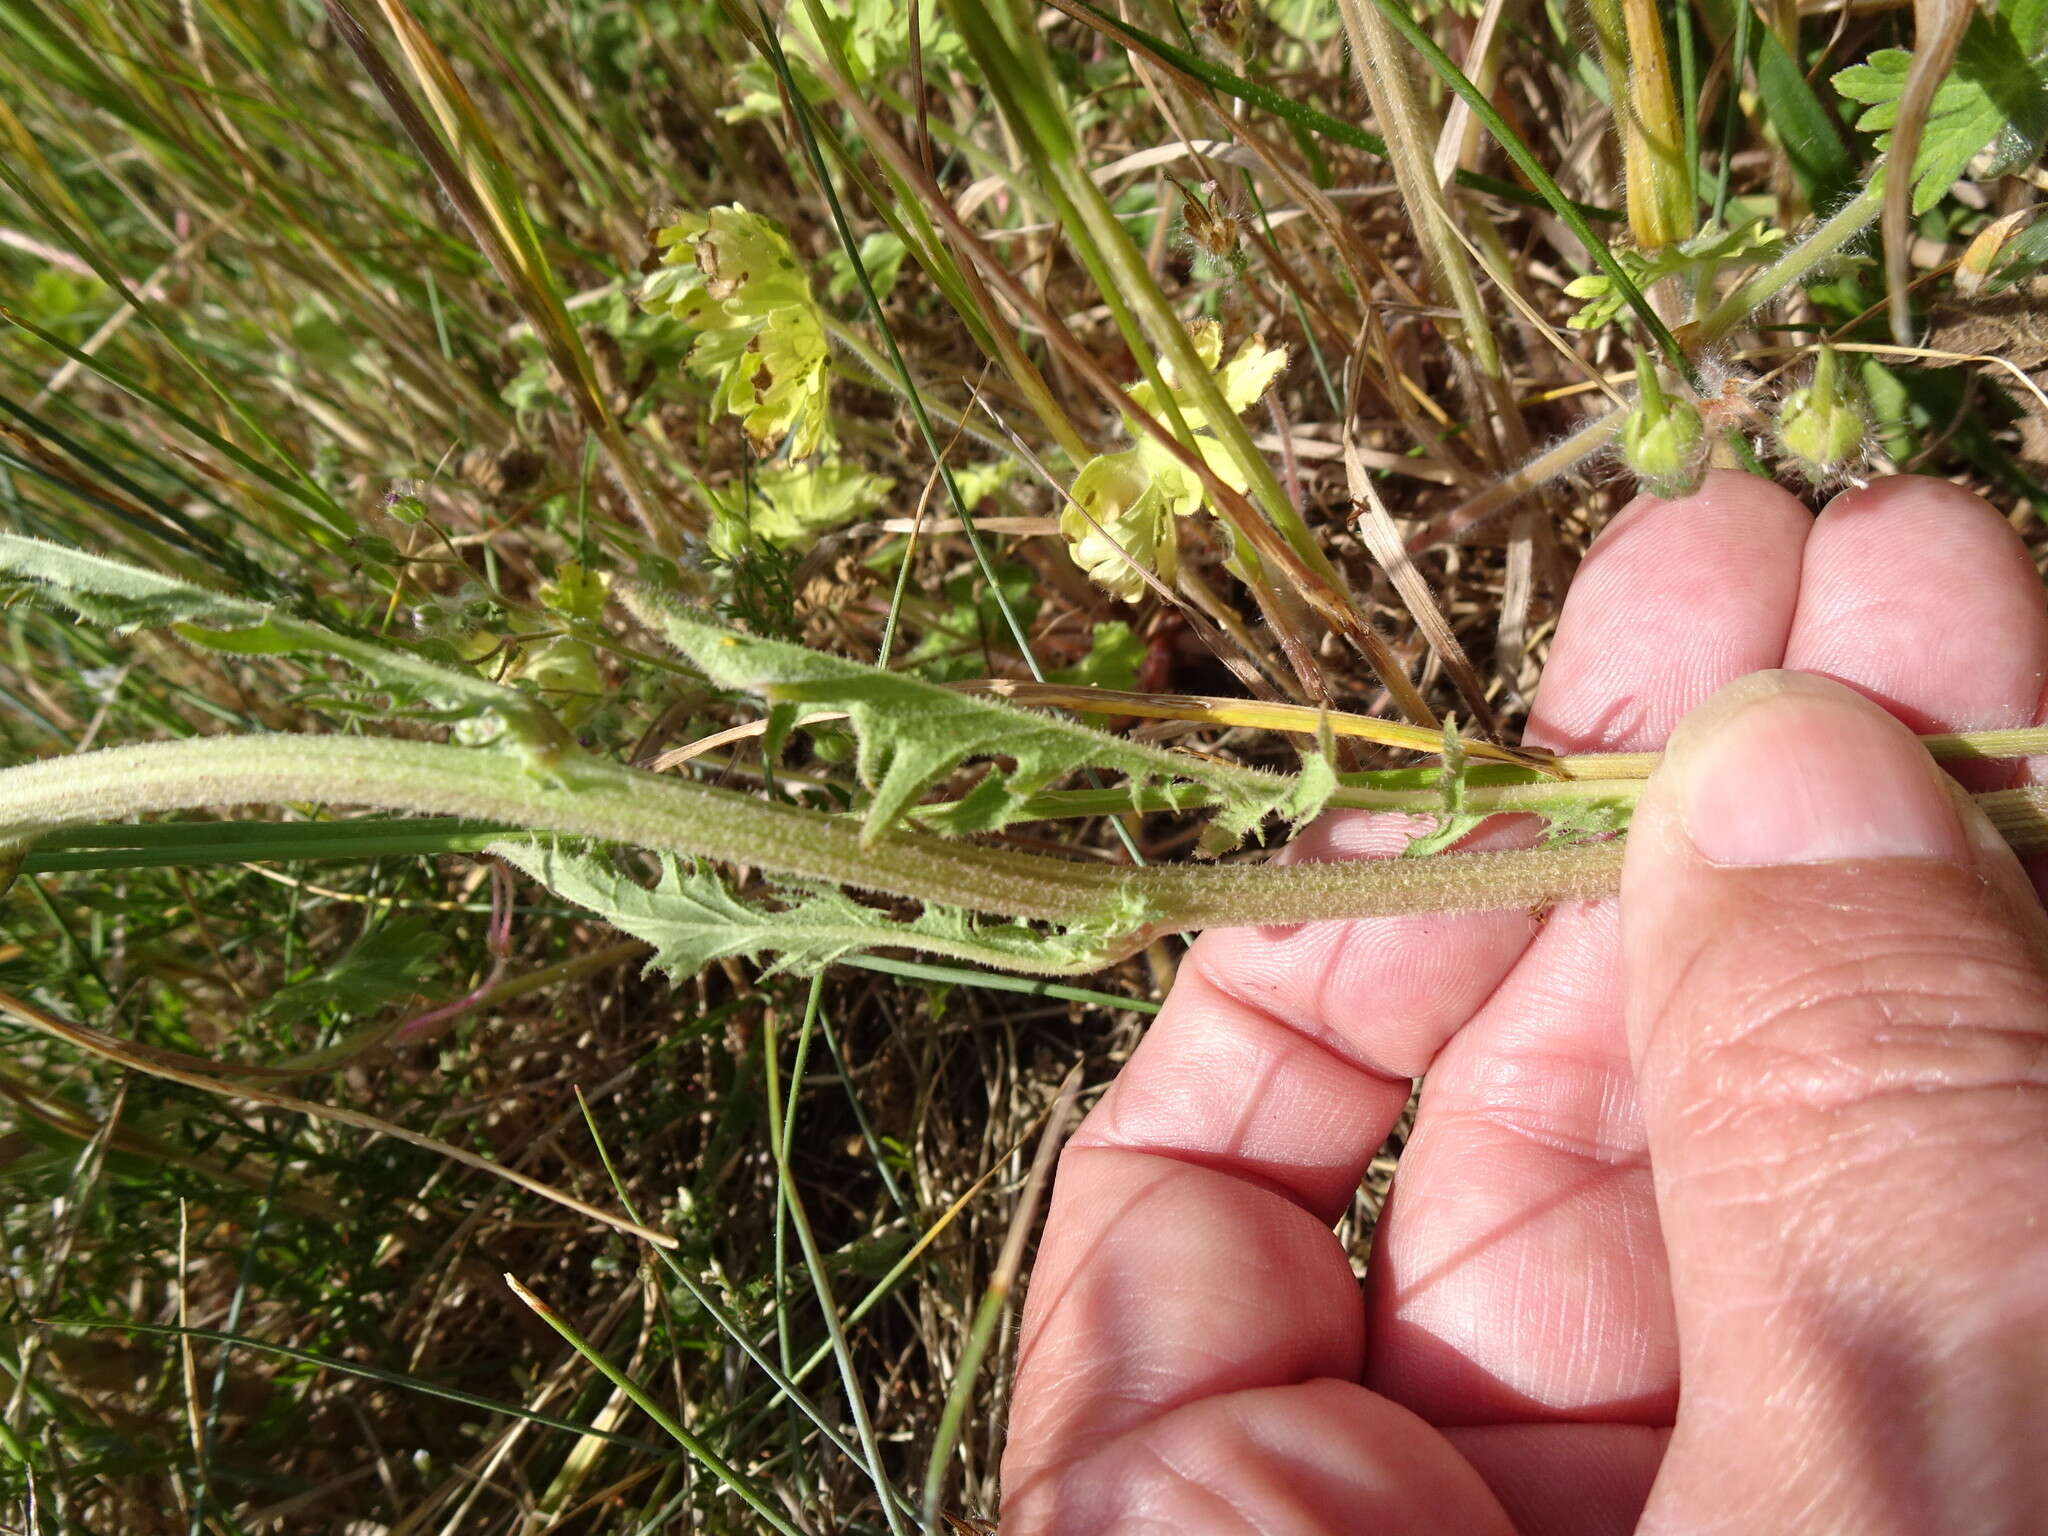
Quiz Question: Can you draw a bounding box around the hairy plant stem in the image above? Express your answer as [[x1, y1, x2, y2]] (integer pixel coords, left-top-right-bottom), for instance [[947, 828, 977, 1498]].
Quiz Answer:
[[1698, 176, 1886, 339], [11, 735, 2048, 969]]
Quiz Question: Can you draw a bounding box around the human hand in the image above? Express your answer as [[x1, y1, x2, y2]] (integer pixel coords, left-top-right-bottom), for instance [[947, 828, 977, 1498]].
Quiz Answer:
[[1000, 473, 2048, 1534]]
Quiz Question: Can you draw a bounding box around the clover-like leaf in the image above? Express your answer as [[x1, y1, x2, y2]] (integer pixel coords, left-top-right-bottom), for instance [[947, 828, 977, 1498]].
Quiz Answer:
[[707, 460, 895, 554]]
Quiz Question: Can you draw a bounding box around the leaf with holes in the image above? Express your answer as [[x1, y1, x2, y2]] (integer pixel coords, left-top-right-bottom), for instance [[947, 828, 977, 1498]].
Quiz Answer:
[[494, 842, 1159, 977], [641, 205, 833, 457]]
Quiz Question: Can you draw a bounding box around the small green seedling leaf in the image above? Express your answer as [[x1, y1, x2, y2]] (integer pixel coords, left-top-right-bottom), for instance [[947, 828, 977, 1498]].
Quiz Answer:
[[1564, 219, 1787, 330], [261, 917, 450, 1026], [1834, 4, 2048, 216], [626, 590, 1332, 851], [707, 460, 895, 553], [1048, 621, 1146, 691]]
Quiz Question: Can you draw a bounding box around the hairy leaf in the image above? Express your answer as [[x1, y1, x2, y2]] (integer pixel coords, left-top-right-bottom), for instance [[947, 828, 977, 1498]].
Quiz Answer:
[[0, 533, 268, 631], [0, 535, 568, 749], [1835, 3, 2048, 215], [627, 592, 1332, 851], [494, 842, 1154, 977]]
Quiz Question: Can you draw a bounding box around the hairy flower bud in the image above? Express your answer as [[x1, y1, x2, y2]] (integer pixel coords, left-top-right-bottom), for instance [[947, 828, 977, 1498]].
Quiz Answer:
[[1621, 352, 1706, 498], [1776, 346, 1869, 482]]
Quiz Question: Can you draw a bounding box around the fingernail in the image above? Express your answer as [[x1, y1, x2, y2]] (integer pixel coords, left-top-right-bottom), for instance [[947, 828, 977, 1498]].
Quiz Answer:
[[1663, 671, 1970, 867]]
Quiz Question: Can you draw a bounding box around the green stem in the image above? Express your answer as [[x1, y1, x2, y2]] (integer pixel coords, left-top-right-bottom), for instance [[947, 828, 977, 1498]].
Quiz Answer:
[[14, 731, 2048, 955], [1699, 176, 1885, 340]]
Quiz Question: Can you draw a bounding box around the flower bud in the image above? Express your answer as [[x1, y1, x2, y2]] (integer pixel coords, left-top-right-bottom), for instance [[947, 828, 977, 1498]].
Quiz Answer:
[[1621, 351, 1706, 498], [1776, 346, 1868, 483]]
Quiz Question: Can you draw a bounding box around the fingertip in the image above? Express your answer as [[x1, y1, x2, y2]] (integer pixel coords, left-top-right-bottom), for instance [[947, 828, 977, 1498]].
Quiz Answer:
[[1605, 466, 1811, 537], [1817, 471, 2017, 528], [1790, 474, 2048, 739], [1529, 469, 1810, 751]]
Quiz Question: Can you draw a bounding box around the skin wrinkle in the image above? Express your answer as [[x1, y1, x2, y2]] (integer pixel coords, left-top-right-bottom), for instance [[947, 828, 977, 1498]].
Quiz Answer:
[[1007, 1148, 1369, 1480], [1072, 975, 1401, 1217], [1429, 1049, 1644, 1164], [1647, 881, 2048, 1122]]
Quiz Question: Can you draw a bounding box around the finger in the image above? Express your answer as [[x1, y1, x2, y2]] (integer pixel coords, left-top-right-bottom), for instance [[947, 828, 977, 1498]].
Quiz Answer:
[[1784, 475, 2048, 789], [1443, 1424, 1668, 1536], [1011, 1380, 1516, 1536], [1002, 816, 1540, 1521], [1782, 474, 2048, 907], [1365, 470, 1814, 1422], [1624, 671, 2048, 1532]]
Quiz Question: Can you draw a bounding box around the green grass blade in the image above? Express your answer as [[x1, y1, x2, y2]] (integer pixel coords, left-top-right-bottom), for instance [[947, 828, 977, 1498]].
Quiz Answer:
[[503, 1275, 807, 1536], [838, 954, 1161, 1014], [18, 816, 514, 873], [1363, 0, 1692, 376], [44, 1319, 674, 1455], [1697, 0, 1854, 207]]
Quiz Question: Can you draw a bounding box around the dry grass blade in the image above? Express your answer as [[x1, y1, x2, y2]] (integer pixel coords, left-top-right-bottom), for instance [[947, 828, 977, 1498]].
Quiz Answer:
[[1883, 0, 1972, 345], [1342, 416, 1502, 737], [921, 1059, 1084, 1528], [1403, 409, 1628, 554], [323, 0, 688, 554], [0, 989, 675, 1249]]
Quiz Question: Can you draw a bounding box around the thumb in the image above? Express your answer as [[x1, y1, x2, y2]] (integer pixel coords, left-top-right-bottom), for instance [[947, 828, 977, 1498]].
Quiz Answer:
[[1623, 669, 2048, 1535]]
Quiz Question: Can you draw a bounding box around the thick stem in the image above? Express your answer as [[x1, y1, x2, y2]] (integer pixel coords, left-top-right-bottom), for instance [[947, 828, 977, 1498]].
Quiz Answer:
[[1588, 0, 1694, 252], [15, 735, 2048, 963], [0, 735, 1647, 937]]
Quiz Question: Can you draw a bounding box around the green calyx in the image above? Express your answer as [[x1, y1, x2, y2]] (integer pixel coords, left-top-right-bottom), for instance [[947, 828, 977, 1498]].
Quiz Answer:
[[1776, 347, 1869, 483], [1620, 350, 1706, 498]]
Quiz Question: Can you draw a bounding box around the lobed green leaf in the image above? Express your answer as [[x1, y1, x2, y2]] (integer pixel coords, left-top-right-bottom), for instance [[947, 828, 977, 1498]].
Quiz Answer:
[[1835, 6, 2048, 216], [626, 590, 1332, 852]]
